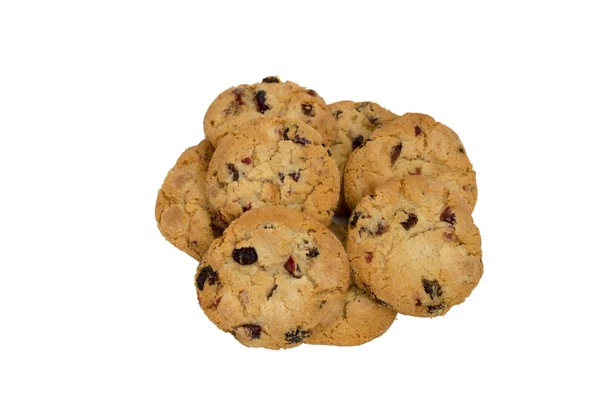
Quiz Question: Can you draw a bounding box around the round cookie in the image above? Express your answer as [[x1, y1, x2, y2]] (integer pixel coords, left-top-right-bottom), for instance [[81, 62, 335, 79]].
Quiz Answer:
[[203, 76, 339, 146], [306, 285, 397, 347], [195, 206, 351, 350], [347, 176, 483, 317], [155, 140, 226, 260], [206, 117, 340, 226], [328, 101, 398, 178], [343, 113, 477, 212]]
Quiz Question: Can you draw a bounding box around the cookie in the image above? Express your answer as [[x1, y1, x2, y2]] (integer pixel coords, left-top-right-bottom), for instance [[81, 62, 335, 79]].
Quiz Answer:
[[343, 113, 477, 212], [328, 101, 398, 179], [203, 76, 339, 146], [306, 285, 397, 346], [346, 176, 483, 317], [195, 206, 351, 350], [206, 117, 340, 226], [155, 140, 226, 260]]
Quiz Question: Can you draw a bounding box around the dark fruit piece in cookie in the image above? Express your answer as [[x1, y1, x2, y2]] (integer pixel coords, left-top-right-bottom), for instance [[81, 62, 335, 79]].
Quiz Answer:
[[232, 247, 258, 265], [262, 76, 280, 83], [301, 103, 315, 117], [426, 304, 445, 314], [401, 213, 418, 230], [284, 256, 302, 278], [422, 278, 443, 299], [352, 135, 364, 149], [306, 89, 317, 97], [285, 328, 310, 344], [254, 90, 270, 113], [227, 163, 239, 181], [415, 126, 422, 136], [365, 252, 373, 263], [440, 207, 456, 225], [349, 211, 362, 228], [196, 266, 219, 291], [390, 143, 403, 165], [242, 157, 252, 165], [241, 324, 262, 339], [332, 110, 343, 119], [288, 172, 300, 182], [232, 88, 245, 106], [375, 221, 389, 235], [306, 248, 319, 258], [292, 135, 311, 145]]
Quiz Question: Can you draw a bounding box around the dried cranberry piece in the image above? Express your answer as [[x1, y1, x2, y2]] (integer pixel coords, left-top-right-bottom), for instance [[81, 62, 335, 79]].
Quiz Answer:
[[242, 203, 252, 212], [365, 252, 373, 263], [301, 103, 315, 117], [414, 126, 422, 136], [262, 76, 280, 83], [232, 247, 258, 265], [375, 221, 389, 235], [440, 207, 456, 225], [254, 90, 270, 113], [352, 135, 364, 149], [422, 278, 443, 300], [284, 256, 302, 278], [285, 328, 310, 344], [390, 143, 403, 165], [306, 89, 317, 97], [241, 324, 262, 339], [292, 135, 311, 145], [288, 172, 300, 182], [196, 266, 219, 291], [401, 213, 418, 230], [242, 157, 252, 165], [232, 88, 245, 105], [227, 163, 239, 181]]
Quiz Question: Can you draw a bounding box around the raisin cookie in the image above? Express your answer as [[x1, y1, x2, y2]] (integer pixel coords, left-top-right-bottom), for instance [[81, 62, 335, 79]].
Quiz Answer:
[[155, 140, 226, 260], [204, 76, 339, 146], [328, 101, 398, 179], [347, 176, 483, 317], [206, 117, 340, 226], [195, 206, 351, 350], [343, 113, 477, 211], [306, 285, 396, 347]]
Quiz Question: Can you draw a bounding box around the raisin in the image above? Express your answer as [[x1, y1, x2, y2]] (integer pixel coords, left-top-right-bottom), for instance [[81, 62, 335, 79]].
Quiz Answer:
[[349, 211, 362, 228], [232, 247, 258, 265], [241, 324, 262, 339], [232, 88, 245, 105], [390, 143, 403, 165], [278, 172, 285, 182], [284, 256, 302, 278], [306, 89, 317, 97], [262, 76, 280, 83], [254, 90, 270, 113], [422, 278, 443, 300], [415, 126, 422, 136], [401, 213, 418, 230], [288, 172, 300, 182], [196, 266, 219, 291], [426, 304, 445, 314], [306, 248, 319, 258], [458, 146, 465, 153], [352, 135, 364, 149], [285, 328, 310, 344], [327, 149, 332, 156], [332, 110, 343, 119], [190, 240, 197, 246], [266, 285, 278, 299], [409, 167, 422, 175], [301, 103, 315, 117], [440, 207, 456, 225], [415, 298, 422, 307], [365, 252, 373, 263], [367, 116, 379, 125], [242, 157, 252, 165], [227, 163, 239, 181], [375, 221, 389, 235], [292, 135, 311, 145], [242, 203, 252, 212]]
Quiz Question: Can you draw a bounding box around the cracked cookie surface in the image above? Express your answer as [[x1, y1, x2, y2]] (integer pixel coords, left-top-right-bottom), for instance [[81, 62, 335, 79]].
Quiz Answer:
[[306, 285, 396, 346], [347, 176, 483, 317], [206, 117, 340, 225], [343, 113, 477, 211], [204, 76, 339, 146], [195, 206, 351, 350], [155, 140, 226, 260]]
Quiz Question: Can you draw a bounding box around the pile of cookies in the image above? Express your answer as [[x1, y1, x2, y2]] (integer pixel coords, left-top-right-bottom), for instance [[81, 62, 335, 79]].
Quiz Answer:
[[155, 76, 483, 350]]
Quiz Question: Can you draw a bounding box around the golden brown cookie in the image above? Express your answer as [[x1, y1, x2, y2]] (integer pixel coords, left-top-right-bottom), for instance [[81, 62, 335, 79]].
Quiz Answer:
[[343, 113, 477, 212], [206, 117, 340, 226], [306, 285, 397, 346], [155, 140, 226, 260], [347, 176, 483, 317], [204, 76, 339, 146], [195, 206, 351, 350]]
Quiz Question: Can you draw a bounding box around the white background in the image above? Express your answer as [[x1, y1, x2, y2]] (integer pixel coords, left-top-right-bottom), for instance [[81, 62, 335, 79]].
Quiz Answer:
[[1, 1, 599, 399]]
